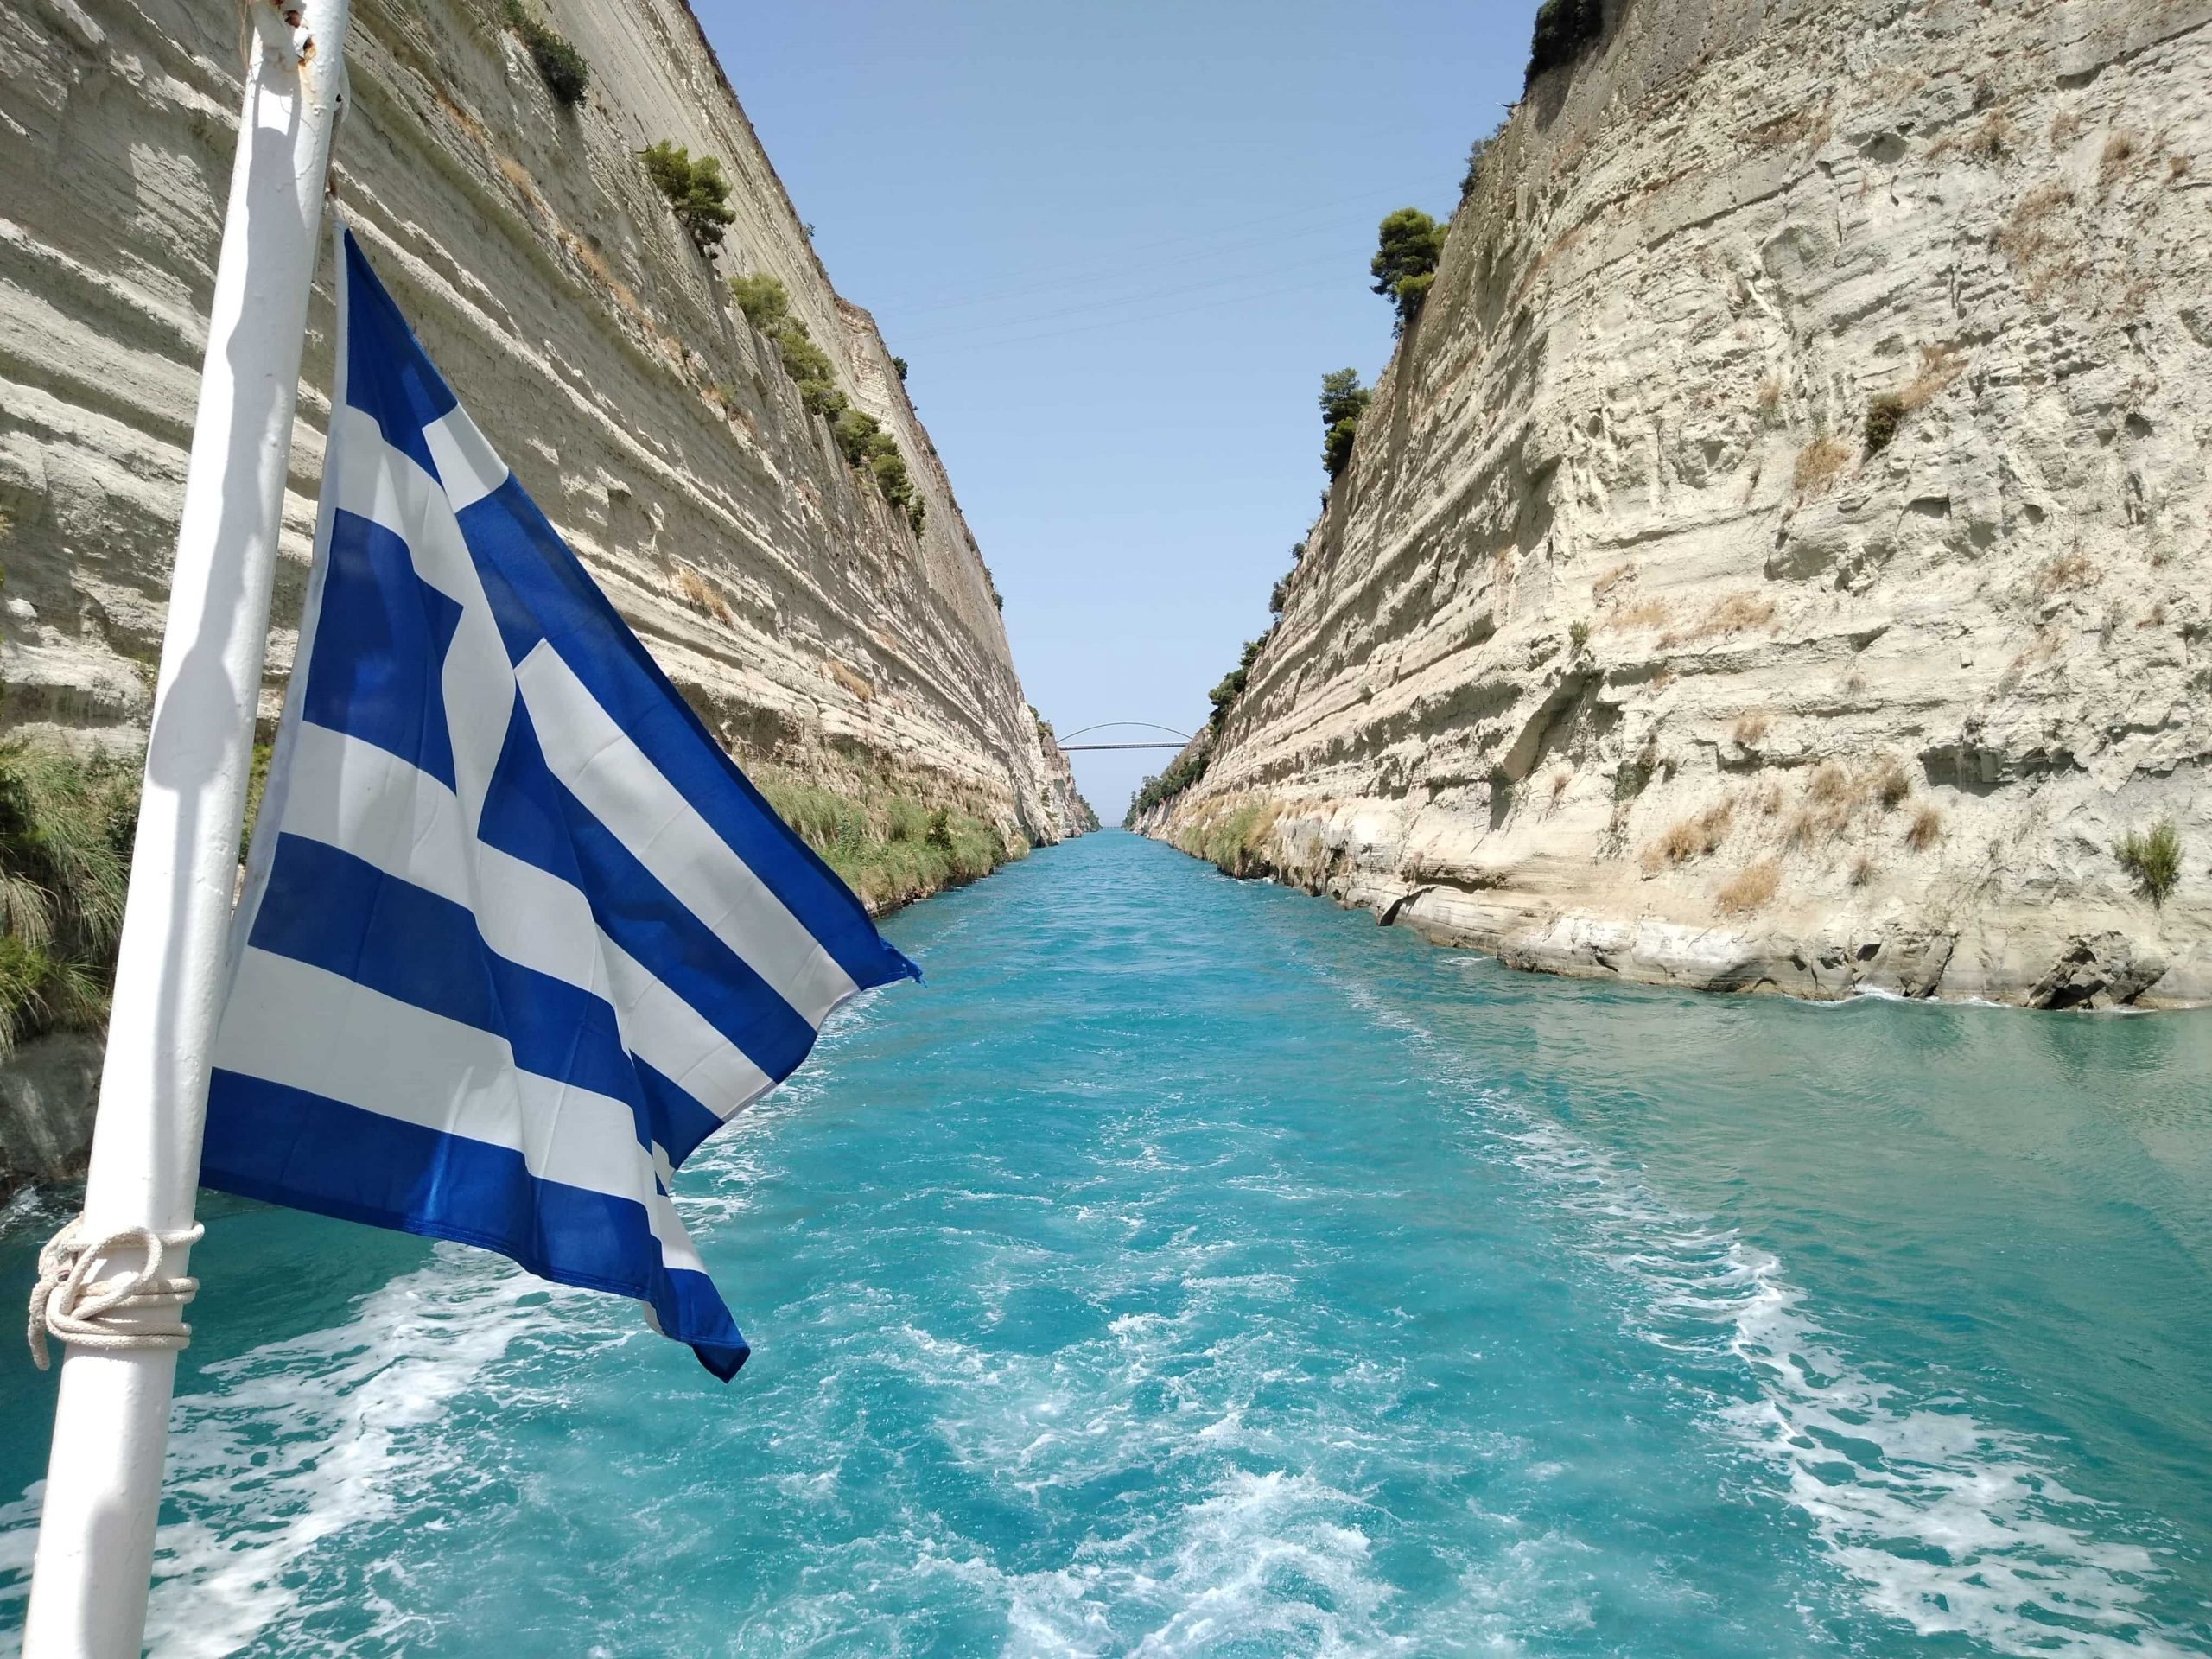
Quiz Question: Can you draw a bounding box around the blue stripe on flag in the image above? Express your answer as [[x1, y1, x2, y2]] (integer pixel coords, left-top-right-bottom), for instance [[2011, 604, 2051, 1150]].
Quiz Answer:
[[457, 479, 920, 995], [340, 233, 457, 480], [301, 512, 464, 789], [206, 226, 918, 1381], [245, 834, 723, 1161], [202, 1070, 749, 1378], [475, 712, 822, 1082]]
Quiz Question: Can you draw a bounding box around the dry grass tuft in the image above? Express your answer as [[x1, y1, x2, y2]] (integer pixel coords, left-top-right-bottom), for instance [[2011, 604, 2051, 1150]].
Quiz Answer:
[[1849, 850, 1878, 887], [1643, 799, 1737, 871], [1906, 804, 1943, 851], [2033, 550, 2098, 598], [1996, 183, 2075, 275], [2098, 131, 2141, 190], [2169, 153, 2192, 182], [2049, 111, 2084, 146], [1793, 436, 1853, 500], [671, 567, 734, 626], [1591, 562, 1636, 601], [1717, 860, 1781, 915], [1660, 593, 1778, 648], [1732, 712, 1770, 747], [1607, 596, 1673, 632], [1755, 377, 1782, 418], [1868, 753, 1912, 810], [827, 660, 878, 703]]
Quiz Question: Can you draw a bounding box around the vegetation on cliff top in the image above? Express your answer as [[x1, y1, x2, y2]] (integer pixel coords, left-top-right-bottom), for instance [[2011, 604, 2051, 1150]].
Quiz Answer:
[[1319, 369, 1370, 480], [643, 142, 735, 252], [0, 741, 137, 1056], [1371, 208, 1445, 333], [732, 271, 923, 530], [1526, 0, 1606, 89]]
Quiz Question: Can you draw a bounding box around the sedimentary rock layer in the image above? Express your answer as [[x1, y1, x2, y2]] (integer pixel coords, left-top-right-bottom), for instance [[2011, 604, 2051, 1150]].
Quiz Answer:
[[0, 0, 1083, 1187], [1146, 0, 2211, 1007]]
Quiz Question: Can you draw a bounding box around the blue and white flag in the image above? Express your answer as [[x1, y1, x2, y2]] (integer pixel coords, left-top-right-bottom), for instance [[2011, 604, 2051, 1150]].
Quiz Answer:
[[202, 228, 918, 1379]]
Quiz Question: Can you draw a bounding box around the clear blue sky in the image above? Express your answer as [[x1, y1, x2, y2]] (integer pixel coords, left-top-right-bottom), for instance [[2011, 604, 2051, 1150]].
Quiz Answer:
[[694, 1, 1541, 817]]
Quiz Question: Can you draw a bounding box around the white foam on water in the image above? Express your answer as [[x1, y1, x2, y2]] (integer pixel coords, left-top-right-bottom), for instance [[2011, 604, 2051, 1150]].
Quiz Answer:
[[1325, 969, 2205, 1658], [1503, 1117, 2202, 1658], [0, 1246, 575, 1659]]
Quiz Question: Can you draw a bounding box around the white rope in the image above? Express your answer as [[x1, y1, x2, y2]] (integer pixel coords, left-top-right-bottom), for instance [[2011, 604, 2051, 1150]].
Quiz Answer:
[[26, 1217, 205, 1371]]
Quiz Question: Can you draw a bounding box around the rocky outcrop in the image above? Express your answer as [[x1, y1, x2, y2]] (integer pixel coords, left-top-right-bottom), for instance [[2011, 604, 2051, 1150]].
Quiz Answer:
[[0, 0, 1080, 1187], [1144, 0, 2212, 1007]]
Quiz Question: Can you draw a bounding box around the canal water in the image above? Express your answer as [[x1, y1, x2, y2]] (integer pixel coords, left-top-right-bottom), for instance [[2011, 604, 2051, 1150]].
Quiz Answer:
[[3, 831, 2209, 1657]]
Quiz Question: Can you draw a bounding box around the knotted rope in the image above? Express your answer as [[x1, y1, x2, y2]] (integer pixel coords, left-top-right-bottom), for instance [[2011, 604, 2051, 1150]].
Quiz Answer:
[[26, 1217, 204, 1371]]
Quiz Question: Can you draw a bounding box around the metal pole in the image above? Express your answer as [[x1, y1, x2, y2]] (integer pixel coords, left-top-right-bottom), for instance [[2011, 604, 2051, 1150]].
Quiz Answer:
[[21, 3, 348, 1652]]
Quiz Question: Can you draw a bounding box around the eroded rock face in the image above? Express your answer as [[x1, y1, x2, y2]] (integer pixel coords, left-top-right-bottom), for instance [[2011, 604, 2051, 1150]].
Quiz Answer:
[[0, 0, 1084, 1185], [0, 0, 1077, 843], [1144, 0, 2212, 1007]]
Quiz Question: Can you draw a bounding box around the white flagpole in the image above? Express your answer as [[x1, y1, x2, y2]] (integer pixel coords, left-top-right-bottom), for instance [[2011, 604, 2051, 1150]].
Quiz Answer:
[[21, 2, 350, 1653]]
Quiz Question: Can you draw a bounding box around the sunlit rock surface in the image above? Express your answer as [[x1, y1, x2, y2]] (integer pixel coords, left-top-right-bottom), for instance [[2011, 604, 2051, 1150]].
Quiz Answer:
[[0, 0, 1083, 1185], [1143, 0, 2212, 1007]]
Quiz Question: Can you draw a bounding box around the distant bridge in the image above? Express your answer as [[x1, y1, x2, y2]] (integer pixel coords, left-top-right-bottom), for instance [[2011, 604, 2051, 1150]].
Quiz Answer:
[[1055, 721, 1192, 753]]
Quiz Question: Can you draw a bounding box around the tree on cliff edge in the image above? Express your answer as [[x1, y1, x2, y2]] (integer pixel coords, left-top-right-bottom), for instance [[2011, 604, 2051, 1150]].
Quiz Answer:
[[1320, 369, 1370, 480], [1371, 208, 1445, 333]]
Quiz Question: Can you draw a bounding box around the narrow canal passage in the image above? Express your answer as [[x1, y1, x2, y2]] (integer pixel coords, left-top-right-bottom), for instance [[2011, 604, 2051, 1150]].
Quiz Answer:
[[4, 832, 2209, 1657]]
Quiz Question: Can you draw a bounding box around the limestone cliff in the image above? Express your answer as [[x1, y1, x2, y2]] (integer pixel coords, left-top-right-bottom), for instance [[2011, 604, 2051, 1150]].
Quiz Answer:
[[0, 0, 1081, 1188], [1144, 0, 2211, 1007]]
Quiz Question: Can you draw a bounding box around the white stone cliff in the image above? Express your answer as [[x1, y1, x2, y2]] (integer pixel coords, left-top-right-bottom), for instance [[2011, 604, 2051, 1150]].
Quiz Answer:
[[0, 0, 1083, 1185], [1143, 0, 2211, 1008]]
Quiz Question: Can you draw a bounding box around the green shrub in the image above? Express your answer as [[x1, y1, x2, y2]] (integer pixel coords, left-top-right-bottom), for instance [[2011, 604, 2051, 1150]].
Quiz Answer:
[[1208, 639, 1266, 728], [1526, 0, 1605, 88], [1124, 741, 1212, 827], [1460, 133, 1497, 200], [2116, 818, 2183, 906], [1569, 620, 1591, 654], [729, 270, 790, 330], [891, 356, 910, 382], [1370, 207, 1446, 332], [0, 741, 138, 1054], [642, 142, 734, 252], [1319, 368, 1370, 480], [1864, 392, 1906, 455], [503, 2, 589, 105]]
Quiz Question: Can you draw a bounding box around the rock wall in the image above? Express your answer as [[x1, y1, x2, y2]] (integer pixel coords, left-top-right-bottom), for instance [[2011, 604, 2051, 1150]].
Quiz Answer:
[[1145, 0, 2212, 1007], [0, 0, 1083, 1189]]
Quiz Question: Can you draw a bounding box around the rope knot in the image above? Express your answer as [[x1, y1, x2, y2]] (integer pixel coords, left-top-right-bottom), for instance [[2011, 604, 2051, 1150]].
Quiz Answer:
[[26, 1216, 205, 1371]]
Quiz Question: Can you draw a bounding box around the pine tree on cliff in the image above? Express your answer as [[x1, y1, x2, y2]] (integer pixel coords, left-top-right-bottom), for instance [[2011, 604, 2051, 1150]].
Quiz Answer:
[[1370, 208, 1445, 333]]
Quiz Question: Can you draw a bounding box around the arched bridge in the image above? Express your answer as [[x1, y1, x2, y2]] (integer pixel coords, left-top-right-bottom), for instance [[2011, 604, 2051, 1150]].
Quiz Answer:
[[1055, 722, 1192, 753]]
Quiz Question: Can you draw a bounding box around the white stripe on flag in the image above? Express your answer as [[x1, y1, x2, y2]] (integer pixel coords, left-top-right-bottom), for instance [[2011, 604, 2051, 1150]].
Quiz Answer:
[[514, 640, 859, 1024], [279, 724, 773, 1113], [423, 405, 509, 511], [217, 950, 692, 1272], [327, 405, 515, 824]]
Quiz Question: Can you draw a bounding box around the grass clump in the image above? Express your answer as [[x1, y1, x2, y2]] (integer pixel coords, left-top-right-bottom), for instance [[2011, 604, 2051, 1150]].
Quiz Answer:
[[1716, 859, 1780, 915], [643, 142, 734, 252], [1320, 368, 1370, 480], [1865, 393, 1906, 455], [502, 2, 589, 106], [754, 767, 1007, 913], [1793, 435, 1853, 499], [2115, 818, 2182, 907], [0, 741, 138, 1056], [1181, 799, 1282, 879]]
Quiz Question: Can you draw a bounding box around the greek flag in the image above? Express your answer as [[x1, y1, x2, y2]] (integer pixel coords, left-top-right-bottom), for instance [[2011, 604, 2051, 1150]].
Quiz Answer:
[[200, 228, 918, 1379]]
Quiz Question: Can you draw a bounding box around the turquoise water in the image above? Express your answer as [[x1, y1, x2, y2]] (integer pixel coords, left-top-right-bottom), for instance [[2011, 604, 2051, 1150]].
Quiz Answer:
[[3, 830, 2209, 1656]]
